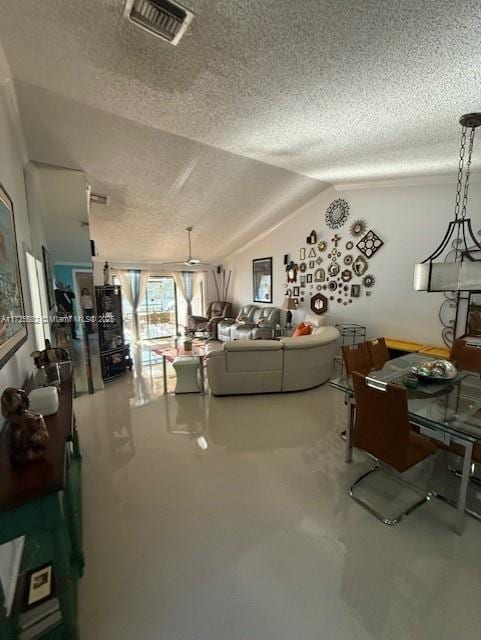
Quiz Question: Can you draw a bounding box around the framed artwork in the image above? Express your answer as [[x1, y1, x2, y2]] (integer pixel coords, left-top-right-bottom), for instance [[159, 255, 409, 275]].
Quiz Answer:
[[253, 257, 273, 303], [0, 184, 27, 368], [42, 245, 55, 309], [293, 286, 300, 297], [306, 274, 313, 283], [300, 248, 306, 260], [24, 563, 55, 609]]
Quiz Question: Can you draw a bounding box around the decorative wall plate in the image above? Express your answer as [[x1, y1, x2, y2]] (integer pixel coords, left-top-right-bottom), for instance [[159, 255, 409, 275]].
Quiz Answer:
[[363, 274, 376, 288], [300, 262, 307, 272], [318, 240, 328, 252], [315, 257, 323, 265], [328, 281, 337, 291], [310, 293, 328, 315], [350, 218, 367, 238], [328, 262, 340, 277], [345, 241, 354, 250], [317, 285, 322, 291], [325, 199, 350, 229], [352, 255, 368, 277], [341, 269, 352, 282], [343, 254, 353, 266], [357, 230, 384, 258]]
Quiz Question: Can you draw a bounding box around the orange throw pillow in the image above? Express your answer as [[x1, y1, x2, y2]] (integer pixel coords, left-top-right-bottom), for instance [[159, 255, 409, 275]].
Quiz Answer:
[[293, 322, 312, 337]]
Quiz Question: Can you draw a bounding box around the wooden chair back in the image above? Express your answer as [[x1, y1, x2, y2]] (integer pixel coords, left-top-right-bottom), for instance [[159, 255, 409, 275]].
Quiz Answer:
[[367, 337, 390, 368], [342, 342, 371, 375], [450, 338, 481, 374], [352, 372, 412, 472]]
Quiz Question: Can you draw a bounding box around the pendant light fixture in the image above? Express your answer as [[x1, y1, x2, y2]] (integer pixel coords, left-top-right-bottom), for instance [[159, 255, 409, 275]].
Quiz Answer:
[[413, 113, 481, 292]]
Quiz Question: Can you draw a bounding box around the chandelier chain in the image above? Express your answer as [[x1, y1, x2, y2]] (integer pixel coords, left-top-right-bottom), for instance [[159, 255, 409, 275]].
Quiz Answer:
[[461, 126, 476, 219], [454, 126, 467, 220]]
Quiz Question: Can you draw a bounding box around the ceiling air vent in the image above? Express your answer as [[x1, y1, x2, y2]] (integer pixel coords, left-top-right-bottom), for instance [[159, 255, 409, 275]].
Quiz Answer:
[[124, 0, 194, 46], [90, 193, 110, 206]]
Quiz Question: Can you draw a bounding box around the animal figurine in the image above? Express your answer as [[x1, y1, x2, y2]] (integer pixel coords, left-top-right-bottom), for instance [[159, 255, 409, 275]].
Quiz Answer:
[[103, 261, 110, 285], [1, 388, 49, 464]]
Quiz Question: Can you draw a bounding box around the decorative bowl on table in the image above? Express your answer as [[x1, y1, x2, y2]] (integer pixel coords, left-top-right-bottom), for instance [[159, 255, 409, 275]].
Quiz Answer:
[[410, 359, 457, 382]]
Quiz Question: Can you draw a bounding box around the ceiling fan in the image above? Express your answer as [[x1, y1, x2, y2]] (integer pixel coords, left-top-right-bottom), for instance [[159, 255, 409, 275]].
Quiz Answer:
[[163, 226, 211, 267]]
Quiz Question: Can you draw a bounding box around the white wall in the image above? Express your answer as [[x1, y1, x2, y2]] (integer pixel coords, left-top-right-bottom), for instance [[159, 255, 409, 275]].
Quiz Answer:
[[224, 180, 481, 346], [0, 43, 48, 611], [0, 45, 42, 391]]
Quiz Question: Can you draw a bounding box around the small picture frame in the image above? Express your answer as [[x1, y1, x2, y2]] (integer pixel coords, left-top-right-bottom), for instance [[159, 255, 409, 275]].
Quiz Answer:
[[351, 284, 361, 298], [300, 248, 306, 260], [300, 275, 306, 286], [24, 564, 55, 609], [306, 274, 313, 283], [293, 286, 300, 297], [309, 260, 315, 269]]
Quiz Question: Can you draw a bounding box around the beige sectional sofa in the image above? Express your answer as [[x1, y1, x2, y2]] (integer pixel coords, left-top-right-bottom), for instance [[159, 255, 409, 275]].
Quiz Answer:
[[205, 326, 340, 396]]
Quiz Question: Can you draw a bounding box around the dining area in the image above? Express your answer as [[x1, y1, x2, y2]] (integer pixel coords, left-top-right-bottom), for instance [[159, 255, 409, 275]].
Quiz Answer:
[[330, 337, 481, 535]]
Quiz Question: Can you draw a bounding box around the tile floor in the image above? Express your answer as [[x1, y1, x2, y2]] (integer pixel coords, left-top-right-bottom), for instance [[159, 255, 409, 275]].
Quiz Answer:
[[75, 354, 481, 640]]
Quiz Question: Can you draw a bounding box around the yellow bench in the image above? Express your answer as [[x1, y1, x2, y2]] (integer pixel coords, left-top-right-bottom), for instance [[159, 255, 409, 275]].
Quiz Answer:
[[385, 338, 450, 360]]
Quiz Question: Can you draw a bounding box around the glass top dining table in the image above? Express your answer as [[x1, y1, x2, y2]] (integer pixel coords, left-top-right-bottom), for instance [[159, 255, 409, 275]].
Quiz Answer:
[[329, 352, 481, 534]]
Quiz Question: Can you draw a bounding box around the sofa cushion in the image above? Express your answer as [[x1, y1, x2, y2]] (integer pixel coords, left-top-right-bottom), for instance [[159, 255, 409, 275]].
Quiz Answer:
[[224, 340, 282, 351], [304, 313, 326, 328], [293, 322, 311, 337], [281, 327, 340, 349]]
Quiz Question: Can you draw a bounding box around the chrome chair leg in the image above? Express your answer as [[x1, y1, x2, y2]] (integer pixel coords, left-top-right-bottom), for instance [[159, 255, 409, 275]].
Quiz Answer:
[[349, 463, 432, 526], [447, 460, 481, 486]]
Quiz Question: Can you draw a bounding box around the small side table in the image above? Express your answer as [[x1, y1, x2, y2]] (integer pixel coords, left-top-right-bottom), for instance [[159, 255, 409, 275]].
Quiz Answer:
[[161, 345, 205, 394]]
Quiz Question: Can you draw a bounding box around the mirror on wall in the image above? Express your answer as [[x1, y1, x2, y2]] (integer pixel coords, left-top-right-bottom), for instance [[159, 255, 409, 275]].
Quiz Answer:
[[252, 257, 273, 303], [466, 292, 481, 336]]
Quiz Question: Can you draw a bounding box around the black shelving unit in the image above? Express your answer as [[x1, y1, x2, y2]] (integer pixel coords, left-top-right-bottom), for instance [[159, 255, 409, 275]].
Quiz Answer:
[[95, 285, 132, 382]]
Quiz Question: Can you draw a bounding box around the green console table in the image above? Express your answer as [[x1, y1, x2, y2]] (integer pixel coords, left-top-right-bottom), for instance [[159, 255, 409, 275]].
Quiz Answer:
[[0, 366, 83, 639]]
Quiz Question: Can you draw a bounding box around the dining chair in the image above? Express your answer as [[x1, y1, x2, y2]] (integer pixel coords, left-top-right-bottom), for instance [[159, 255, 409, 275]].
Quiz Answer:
[[340, 342, 372, 441], [350, 372, 437, 525], [367, 337, 390, 368], [341, 342, 372, 374], [449, 338, 481, 375]]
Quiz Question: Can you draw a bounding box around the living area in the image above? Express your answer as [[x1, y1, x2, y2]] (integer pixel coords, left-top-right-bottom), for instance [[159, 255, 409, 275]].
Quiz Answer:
[[2, 2, 481, 639]]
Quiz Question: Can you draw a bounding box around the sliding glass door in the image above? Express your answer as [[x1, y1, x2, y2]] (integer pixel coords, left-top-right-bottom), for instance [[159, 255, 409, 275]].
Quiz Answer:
[[119, 276, 178, 341]]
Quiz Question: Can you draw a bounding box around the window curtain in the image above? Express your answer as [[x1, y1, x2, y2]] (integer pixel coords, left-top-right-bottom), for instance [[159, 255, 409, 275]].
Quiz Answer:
[[116, 269, 150, 343], [174, 271, 200, 327]]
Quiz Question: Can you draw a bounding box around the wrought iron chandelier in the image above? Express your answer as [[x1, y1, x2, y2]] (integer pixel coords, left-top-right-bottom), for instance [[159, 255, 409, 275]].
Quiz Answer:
[[414, 112, 481, 292]]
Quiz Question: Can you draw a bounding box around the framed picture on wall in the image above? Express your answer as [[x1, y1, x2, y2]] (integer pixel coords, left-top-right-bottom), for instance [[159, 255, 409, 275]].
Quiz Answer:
[[0, 183, 28, 368], [253, 257, 273, 303], [42, 246, 55, 309]]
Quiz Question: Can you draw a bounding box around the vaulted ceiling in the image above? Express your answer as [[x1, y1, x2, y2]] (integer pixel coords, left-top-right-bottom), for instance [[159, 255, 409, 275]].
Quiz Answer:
[[0, 0, 480, 262]]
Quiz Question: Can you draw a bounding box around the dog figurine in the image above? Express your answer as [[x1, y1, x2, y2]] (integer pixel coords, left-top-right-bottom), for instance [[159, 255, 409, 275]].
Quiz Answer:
[[1, 388, 49, 463]]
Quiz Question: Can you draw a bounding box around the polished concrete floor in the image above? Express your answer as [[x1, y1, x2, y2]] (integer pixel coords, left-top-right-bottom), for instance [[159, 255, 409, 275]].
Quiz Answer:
[[75, 353, 481, 640]]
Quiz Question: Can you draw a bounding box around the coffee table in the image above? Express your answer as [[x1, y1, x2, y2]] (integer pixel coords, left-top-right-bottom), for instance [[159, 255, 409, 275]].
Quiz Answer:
[[161, 344, 205, 394]]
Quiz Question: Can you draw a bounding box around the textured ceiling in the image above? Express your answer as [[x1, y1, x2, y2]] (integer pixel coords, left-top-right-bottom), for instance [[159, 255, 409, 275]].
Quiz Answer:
[[0, 0, 480, 260]]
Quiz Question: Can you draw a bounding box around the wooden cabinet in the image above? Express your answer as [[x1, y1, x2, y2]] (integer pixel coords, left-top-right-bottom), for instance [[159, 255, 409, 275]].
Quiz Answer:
[[0, 366, 83, 639]]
